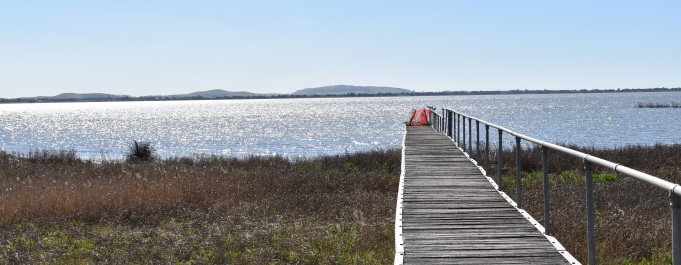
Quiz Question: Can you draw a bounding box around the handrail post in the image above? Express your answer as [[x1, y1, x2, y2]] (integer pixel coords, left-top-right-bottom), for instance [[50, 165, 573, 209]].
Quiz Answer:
[[476, 120, 480, 163], [447, 110, 453, 138], [515, 136, 522, 208], [438, 113, 442, 132], [455, 114, 459, 146], [441, 111, 445, 132], [452, 111, 459, 143], [453, 112, 458, 145], [433, 113, 436, 130], [468, 117, 473, 153], [441, 109, 445, 132], [585, 160, 596, 265], [497, 129, 503, 190], [442, 110, 445, 133], [458, 114, 462, 147], [435, 112, 438, 131], [485, 125, 490, 175], [671, 187, 681, 264], [542, 146, 551, 235], [444, 110, 447, 137], [462, 116, 466, 153], [433, 112, 437, 131]]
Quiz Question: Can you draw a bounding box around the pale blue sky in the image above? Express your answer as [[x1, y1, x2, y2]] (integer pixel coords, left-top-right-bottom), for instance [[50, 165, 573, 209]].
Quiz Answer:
[[1, 1, 679, 98]]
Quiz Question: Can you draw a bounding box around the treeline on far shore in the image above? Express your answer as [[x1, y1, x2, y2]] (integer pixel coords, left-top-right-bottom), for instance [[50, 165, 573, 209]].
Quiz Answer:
[[2, 87, 680, 104]]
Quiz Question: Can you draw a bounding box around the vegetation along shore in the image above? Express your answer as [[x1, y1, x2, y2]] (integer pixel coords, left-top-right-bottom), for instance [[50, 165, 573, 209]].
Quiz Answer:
[[636, 102, 681, 108], [1, 142, 679, 264], [0, 148, 400, 264]]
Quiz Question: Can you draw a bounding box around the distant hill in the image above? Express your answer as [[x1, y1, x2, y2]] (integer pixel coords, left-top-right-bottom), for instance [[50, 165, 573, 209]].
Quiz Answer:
[[3, 85, 413, 103], [5, 86, 681, 104], [50, 93, 125, 100], [175, 89, 261, 99], [292, 85, 412, 96]]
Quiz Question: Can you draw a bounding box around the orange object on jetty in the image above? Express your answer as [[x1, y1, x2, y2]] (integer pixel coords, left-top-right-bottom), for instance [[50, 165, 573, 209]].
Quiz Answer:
[[408, 108, 431, 126]]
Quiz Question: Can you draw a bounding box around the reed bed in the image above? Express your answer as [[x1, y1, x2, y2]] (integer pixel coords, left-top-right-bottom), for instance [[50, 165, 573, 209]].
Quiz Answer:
[[636, 102, 681, 108], [481, 143, 681, 264], [0, 149, 400, 264], [3, 142, 678, 264]]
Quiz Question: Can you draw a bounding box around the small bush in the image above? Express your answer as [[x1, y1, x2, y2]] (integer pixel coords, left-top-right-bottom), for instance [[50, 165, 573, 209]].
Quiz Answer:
[[561, 170, 582, 183], [593, 172, 618, 182], [126, 140, 155, 162]]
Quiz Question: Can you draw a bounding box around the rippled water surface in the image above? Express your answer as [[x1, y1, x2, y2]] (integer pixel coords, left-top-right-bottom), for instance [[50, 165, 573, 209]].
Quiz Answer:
[[1, 92, 680, 159]]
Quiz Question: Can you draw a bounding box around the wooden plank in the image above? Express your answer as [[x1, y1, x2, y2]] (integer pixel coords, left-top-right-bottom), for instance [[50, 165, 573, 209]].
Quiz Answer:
[[401, 126, 572, 264]]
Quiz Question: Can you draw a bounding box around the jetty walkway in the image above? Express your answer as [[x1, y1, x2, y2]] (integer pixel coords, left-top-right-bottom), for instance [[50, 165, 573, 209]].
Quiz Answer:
[[395, 126, 573, 264], [396, 107, 681, 264]]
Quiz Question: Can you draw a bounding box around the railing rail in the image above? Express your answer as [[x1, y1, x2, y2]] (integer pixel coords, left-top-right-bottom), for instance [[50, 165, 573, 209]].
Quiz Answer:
[[428, 107, 681, 265]]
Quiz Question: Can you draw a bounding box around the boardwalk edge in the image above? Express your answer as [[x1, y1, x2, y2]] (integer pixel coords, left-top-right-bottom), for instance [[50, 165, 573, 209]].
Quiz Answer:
[[394, 127, 406, 265], [454, 138, 582, 265]]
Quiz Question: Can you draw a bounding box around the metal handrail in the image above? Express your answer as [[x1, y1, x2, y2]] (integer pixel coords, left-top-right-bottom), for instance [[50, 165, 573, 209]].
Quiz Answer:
[[428, 107, 681, 265]]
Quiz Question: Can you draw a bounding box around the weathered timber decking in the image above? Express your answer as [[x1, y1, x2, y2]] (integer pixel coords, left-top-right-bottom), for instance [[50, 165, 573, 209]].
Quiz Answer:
[[400, 126, 571, 264]]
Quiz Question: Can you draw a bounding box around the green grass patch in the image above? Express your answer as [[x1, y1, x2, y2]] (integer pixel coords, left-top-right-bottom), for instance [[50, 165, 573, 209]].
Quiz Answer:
[[0, 218, 392, 264], [560, 170, 618, 183], [501, 171, 552, 189]]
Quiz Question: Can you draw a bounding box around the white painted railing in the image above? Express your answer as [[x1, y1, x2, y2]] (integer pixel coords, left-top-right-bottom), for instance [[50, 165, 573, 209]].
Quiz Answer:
[[428, 107, 681, 265]]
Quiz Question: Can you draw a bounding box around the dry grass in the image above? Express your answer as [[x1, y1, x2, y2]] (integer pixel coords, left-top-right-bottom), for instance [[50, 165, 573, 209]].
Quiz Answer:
[[483, 144, 681, 264], [7, 142, 676, 264], [0, 149, 400, 264]]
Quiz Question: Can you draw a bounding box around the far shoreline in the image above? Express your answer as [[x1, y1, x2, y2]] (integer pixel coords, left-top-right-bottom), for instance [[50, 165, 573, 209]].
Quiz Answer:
[[2, 87, 680, 104]]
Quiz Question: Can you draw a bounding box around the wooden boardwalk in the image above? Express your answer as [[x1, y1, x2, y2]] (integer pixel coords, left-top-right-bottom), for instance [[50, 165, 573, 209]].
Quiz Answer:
[[398, 126, 573, 264]]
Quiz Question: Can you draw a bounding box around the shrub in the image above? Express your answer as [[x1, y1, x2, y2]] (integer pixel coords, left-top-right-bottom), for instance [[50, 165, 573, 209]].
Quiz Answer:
[[126, 140, 155, 162]]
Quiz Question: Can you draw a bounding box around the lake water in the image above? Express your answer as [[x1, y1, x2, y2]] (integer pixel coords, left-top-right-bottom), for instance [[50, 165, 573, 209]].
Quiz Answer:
[[1, 92, 680, 159]]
